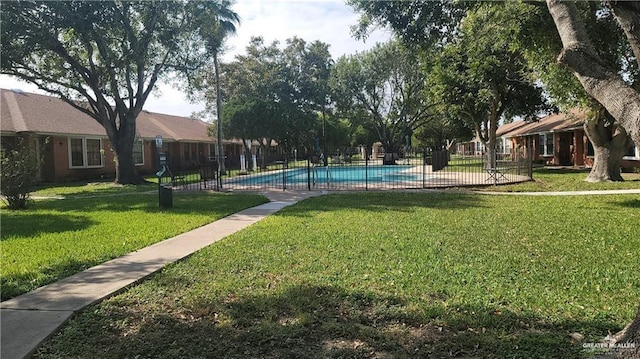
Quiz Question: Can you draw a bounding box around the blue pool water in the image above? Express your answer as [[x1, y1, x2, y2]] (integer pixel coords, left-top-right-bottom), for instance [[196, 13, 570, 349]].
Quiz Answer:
[[227, 165, 420, 185]]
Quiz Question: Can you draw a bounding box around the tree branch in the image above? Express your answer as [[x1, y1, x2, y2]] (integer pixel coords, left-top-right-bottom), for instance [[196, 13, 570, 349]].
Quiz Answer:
[[546, 0, 640, 146], [608, 1, 640, 70]]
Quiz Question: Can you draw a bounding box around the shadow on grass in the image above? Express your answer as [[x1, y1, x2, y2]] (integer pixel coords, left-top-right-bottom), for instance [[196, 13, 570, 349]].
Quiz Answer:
[[0, 213, 95, 240], [276, 192, 486, 218], [535, 168, 591, 175], [37, 284, 621, 358], [32, 181, 157, 198], [20, 193, 266, 215], [1, 258, 102, 301], [612, 199, 640, 208]]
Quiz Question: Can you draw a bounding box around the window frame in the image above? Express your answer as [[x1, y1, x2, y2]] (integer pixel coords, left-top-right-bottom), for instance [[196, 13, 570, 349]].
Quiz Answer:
[[623, 144, 639, 160], [68, 137, 104, 169], [133, 138, 145, 166], [539, 133, 554, 157]]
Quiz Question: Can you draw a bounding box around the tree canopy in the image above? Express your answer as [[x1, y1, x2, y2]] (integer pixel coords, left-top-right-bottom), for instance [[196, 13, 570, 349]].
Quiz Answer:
[[350, 0, 640, 349], [219, 36, 332, 160], [428, 4, 546, 164], [330, 41, 434, 160], [1, 1, 238, 183]]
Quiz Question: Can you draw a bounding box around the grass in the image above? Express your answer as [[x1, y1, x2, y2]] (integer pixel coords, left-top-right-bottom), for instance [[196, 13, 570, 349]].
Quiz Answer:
[[0, 191, 268, 300], [482, 168, 640, 192], [31, 180, 158, 197], [33, 192, 640, 358]]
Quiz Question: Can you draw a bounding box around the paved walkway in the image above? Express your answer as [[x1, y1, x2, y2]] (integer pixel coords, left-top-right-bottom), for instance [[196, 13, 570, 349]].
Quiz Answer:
[[0, 190, 323, 359], [1, 188, 637, 358]]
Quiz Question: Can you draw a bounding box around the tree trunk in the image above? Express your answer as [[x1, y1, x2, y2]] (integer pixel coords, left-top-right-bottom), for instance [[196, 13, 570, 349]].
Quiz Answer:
[[112, 133, 144, 184], [600, 305, 640, 359], [260, 138, 271, 170], [214, 54, 227, 175], [608, 1, 640, 69], [382, 139, 398, 165], [480, 116, 499, 170], [547, 1, 640, 352], [107, 112, 145, 185], [583, 113, 628, 182], [546, 0, 640, 148], [240, 138, 252, 172], [484, 142, 497, 170], [586, 145, 625, 182]]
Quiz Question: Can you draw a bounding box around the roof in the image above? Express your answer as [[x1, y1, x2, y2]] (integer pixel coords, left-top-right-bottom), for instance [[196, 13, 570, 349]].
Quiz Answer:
[[496, 120, 529, 137], [1, 89, 214, 143], [503, 109, 587, 138]]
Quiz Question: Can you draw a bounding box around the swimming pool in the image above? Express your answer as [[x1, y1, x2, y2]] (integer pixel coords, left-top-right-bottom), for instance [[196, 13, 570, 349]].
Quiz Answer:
[[226, 165, 421, 186]]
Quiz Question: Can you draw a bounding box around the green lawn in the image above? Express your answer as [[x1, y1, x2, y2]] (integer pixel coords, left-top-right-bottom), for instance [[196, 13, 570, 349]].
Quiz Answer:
[[0, 192, 268, 300], [481, 168, 640, 192], [31, 180, 158, 197], [33, 192, 640, 358]]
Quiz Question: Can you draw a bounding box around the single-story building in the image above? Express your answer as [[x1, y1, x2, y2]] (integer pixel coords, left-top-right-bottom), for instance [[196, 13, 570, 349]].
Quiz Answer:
[[455, 109, 639, 170], [0, 88, 247, 182], [505, 109, 587, 166], [504, 109, 639, 169], [456, 120, 529, 157]]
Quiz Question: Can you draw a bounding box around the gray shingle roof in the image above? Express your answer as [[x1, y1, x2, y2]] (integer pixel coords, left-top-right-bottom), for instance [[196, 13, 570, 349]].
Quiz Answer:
[[504, 109, 586, 137], [1, 89, 214, 143]]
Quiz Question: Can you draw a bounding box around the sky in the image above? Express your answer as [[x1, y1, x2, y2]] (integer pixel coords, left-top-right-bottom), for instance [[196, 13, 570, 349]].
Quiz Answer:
[[1, 0, 392, 118]]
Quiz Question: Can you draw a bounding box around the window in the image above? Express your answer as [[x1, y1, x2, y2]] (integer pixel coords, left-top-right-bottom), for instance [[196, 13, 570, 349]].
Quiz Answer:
[[504, 138, 512, 154], [184, 143, 191, 163], [69, 138, 103, 168], [624, 144, 639, 159], [539, 134, 554, 156], [496, 138, 511, 155], [133, 139, 144, 165]]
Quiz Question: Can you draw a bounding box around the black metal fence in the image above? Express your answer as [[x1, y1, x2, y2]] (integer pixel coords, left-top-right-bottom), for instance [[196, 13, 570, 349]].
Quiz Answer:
[[169, 147, 532, 192]]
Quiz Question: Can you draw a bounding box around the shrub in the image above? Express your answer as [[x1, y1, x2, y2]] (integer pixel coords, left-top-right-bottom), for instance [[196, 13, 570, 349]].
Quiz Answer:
[[1, 136, 42, 210]]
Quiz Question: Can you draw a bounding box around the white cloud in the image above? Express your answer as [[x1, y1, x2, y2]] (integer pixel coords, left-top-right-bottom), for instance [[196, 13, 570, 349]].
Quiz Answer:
[[1, 0, 391, 118], [223, 0, 391, 61]]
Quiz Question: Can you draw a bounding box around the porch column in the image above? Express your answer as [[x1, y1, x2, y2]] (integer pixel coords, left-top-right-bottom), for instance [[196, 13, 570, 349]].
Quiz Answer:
[[574, 130, 585, 166]]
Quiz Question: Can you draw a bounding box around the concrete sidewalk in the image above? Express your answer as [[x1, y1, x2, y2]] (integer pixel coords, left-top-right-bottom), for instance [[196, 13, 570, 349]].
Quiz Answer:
[[0, 190, 323, 359]]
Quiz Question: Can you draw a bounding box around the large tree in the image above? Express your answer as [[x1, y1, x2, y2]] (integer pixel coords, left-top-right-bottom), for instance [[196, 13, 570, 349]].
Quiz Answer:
[[515, 2, 634, 182], [547, 1, 640, 147], [349, 3, 546, 168], [350, 0, 636, 182], [330, 41, 434, 164], [194, 0, 239, 175], [1, 1, 238, 184], [221, 96, 279, 170], [350, 0, 639, 352], [547, 0, 640, 352], [428, 5, 546, 168], [220, 36, 330, 164]]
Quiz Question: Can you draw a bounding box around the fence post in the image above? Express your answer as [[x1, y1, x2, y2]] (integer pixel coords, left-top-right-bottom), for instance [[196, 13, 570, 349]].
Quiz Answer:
[[365, 146, 368, 191], [527, 139, 533, 179], [493, 147, 498, 186], [282, 150, 287, 191], [307, 154, 311, 191], [423, 148, 427, 189]]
